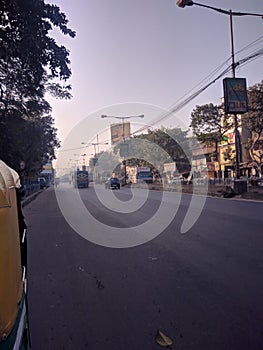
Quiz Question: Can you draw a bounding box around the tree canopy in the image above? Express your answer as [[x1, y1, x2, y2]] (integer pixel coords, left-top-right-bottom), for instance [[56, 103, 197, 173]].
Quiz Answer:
[[243, 80, 263, 174], [190, 103, 231, 161], [0, 0, 75, 176], [0, 0, 75, 113], [113, 127, 191, 174], [190, 103, 232, 157]]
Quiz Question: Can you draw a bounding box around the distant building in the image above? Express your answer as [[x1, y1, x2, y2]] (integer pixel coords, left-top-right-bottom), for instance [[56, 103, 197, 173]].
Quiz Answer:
[[192, 143, 216, 179], [191, 97, 262, 180]]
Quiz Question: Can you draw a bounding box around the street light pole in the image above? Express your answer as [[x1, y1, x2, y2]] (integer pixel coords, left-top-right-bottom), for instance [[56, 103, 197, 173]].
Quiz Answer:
[[81, 141, 108, 157], [176, 1, 263, 179], [229, 10, 235, 79], [81, 153, 87, 164], [228, 10, 240, 179]]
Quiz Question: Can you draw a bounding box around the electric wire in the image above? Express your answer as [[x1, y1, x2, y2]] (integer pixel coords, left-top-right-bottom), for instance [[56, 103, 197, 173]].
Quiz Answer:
[[57, 42, 263, 154], [131, 48, 263, 136]]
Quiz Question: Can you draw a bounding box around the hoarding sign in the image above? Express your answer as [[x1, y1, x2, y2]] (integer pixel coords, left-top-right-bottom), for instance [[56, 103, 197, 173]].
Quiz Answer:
[[223, 78, 248, 114], [163, 162, 176, 173], [110, 122, 130, 144]]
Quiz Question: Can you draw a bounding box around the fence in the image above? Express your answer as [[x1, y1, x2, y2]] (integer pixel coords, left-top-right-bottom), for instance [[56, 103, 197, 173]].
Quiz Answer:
[[24, 180, 41, 197]]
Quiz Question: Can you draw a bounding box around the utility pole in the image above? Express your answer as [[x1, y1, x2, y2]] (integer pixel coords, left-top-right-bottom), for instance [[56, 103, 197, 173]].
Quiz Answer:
[[101, 114, 144, 185], [176, 1, 263, 179]]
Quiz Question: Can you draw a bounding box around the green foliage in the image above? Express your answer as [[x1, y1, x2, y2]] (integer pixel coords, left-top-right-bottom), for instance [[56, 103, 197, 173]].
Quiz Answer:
[[0, 0, 75, 115], [0, 0, 75, 175], [243, 80, 263, 136], [0, 114, 60, 174], [190, 103, 231, 143], [114, 127, 191, 173], [243, 80, 263, 173], [190, 103, 233, 161]]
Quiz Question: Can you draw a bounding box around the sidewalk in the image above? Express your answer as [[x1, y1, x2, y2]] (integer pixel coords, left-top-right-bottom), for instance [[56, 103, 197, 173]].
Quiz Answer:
[[146, 183, 263, 201], [21, 189, 44, 208], [22, 184, 263, 204]]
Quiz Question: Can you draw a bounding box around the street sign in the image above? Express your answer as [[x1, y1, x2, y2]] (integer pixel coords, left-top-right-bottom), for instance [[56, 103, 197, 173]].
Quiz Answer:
[[223, 78, 248, 114]]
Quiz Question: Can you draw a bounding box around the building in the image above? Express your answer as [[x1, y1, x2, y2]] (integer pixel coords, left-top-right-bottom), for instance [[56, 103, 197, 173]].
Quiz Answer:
[[192, 143, 216, 179]]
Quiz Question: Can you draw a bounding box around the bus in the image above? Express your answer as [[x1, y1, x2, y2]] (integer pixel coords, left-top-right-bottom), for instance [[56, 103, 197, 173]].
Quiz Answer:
[[74, 166, 89, 188]]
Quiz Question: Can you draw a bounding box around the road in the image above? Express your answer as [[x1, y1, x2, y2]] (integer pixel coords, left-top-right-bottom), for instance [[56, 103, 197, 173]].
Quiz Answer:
[[25, 184, 263, 350]]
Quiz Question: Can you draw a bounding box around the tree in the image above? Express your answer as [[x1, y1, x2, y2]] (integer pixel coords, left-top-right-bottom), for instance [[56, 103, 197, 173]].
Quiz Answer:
[[113, 127, 191, 174], [190, 103, 232, 161], [0, 113, 60, 175], [0, 0, 75, 175], [0, 0, 76, 114], [243, 80, 263, 176]]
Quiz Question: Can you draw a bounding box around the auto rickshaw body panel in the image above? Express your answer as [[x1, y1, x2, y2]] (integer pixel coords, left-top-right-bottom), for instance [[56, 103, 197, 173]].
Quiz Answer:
[[0, 161, 23, 341]]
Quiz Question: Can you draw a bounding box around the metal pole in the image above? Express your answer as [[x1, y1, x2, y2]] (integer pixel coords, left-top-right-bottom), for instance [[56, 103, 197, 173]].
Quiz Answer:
[[229, 10, 240, 179], [122, 117, 126, 185], [97, 135, 99, 153], [101, 114, 144, 185], [229, 10, 235, 78], [177, 3, 263, 180]]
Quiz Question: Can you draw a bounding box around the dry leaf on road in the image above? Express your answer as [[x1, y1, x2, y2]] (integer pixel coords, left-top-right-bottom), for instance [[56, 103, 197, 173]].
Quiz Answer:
[[155, 330, 173, 348]]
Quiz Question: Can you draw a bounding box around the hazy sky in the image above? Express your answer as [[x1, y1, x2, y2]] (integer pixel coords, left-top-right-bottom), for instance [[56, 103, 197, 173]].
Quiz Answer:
[[48, 0, 263, 156]]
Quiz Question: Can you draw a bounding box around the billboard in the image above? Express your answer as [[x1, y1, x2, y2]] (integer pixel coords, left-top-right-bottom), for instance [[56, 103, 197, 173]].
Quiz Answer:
[[223, 78, 248, 114], [110, 122, 130, 144]]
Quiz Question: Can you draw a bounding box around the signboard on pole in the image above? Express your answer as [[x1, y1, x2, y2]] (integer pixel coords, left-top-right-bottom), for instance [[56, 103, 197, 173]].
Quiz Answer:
[[110, 122, 130, 144], [223, 78, 248, 114]]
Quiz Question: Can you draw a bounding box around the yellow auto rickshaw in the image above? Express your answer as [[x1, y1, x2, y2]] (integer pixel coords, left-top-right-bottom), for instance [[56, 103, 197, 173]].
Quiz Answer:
[[0, 160, 30, 349]]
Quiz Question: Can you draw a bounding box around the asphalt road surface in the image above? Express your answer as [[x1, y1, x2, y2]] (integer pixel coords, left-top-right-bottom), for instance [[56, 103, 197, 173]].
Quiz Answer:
[[25, 184, 263, 350]]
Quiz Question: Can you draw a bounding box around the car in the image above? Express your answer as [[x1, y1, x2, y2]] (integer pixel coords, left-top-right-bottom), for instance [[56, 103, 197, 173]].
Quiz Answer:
[[105, 177, 120, 189]]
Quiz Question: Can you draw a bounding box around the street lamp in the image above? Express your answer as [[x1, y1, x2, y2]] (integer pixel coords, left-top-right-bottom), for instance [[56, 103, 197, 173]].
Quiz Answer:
[[101, 114, 144, 184], [176, 1, 263, 179], [81, 141, 109, 156], [80, 153, 87, 165]]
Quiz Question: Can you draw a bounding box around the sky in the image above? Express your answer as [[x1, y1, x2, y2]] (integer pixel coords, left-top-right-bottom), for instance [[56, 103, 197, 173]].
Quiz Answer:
[[47, 0, 263, 168]]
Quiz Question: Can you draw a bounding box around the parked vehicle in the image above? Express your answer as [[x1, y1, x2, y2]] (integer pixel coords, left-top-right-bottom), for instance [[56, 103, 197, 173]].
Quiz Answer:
[[126, 166, 153, 184], [105, 177, 120, 189], [136, 167, 153, 184], [0, 160, 30, 349]]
